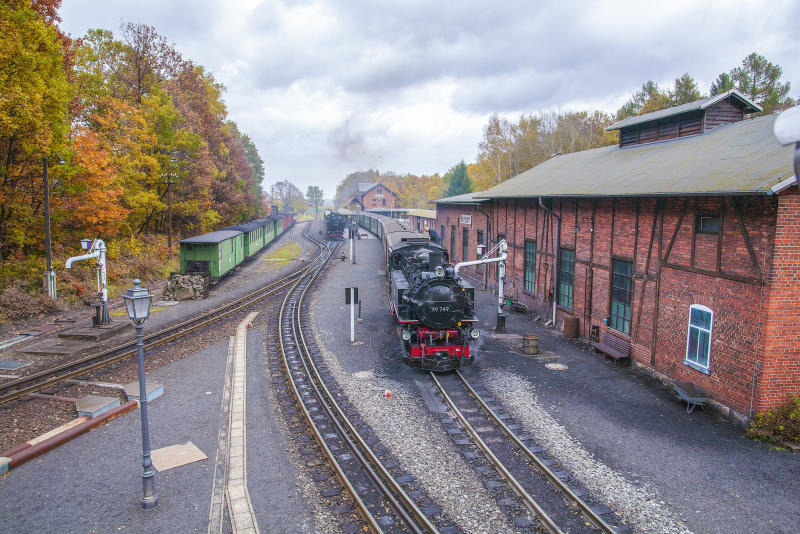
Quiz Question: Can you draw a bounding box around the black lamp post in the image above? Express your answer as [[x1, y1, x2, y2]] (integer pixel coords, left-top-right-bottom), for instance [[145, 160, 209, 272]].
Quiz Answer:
[[122, 279, 158, 510]]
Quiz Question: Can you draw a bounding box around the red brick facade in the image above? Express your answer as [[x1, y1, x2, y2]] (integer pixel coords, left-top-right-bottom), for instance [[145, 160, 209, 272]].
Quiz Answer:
[[408, 214, 436, 233], [435, 203, 491, 286], [350, 183, 397, 210], [436, 192, 799, 416]]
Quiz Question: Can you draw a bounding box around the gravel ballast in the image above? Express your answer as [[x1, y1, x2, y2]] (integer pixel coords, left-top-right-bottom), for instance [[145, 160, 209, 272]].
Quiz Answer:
[[313, 339, 520, 533], [482, 366, 691, 534]]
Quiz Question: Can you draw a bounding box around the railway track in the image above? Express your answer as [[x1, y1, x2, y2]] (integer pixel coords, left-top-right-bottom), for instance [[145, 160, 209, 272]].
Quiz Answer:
[[431, 370, 621, 534], [277, 233, 439, 534], [0, 223, 324, 406]]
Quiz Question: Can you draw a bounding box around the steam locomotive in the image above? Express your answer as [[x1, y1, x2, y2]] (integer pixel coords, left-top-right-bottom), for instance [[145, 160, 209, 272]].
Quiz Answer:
[[358, 212, 479, 371], [324, 209, 352, 239]]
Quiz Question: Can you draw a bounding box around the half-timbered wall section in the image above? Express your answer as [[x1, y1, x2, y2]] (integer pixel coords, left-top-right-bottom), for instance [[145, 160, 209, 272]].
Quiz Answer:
[[435, 202, 489, 285], [481, 195, 782, 415]]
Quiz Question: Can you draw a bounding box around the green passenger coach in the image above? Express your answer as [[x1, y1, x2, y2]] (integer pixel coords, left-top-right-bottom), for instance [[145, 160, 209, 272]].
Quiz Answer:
[[180, 230, 244, 280]]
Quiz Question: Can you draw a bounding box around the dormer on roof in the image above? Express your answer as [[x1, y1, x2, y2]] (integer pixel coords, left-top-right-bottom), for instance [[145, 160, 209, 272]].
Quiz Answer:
[[606, 90, 762, 148]]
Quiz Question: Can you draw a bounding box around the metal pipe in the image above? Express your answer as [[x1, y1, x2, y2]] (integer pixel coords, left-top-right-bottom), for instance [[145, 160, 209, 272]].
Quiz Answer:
[[43, 157, 56, 299], [539, 197, 561, 325], [65, 239, 110, 324], [65, 250, 100, 269]]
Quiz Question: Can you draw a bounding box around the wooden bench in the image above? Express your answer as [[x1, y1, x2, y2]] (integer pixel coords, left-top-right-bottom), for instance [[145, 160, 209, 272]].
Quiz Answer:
[[591, 332, 631, 365], [673, 380, 712, 414]]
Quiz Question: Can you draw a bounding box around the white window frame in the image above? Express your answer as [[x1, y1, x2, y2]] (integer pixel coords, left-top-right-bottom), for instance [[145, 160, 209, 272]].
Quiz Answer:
[[684, 304, 713, 374]]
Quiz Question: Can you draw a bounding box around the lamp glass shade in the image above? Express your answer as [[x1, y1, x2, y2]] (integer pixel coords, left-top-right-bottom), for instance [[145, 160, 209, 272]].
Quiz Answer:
[[81, 238, 92, 250], [122, 279, 152, 323]]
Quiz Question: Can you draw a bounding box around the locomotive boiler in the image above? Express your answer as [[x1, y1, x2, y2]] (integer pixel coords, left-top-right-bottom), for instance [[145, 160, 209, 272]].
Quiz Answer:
[[357, 212, 479, 371]]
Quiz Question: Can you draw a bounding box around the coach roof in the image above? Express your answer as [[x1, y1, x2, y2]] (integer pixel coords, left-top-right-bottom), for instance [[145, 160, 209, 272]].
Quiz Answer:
[[478, 115, 794, 199], [181, 230, 242, 244]]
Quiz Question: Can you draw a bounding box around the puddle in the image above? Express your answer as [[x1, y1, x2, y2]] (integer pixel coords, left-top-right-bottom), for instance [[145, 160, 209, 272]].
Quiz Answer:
[[545, 362, 568, 371]]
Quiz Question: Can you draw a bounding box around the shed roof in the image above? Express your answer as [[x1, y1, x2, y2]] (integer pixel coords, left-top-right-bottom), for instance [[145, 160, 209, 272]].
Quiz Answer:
[[606, 90, 761, 131], [433, 191, 489, 204], [407, 209, 437, 219], [181, 230, 241, 244], [478, 115, 794, 199]]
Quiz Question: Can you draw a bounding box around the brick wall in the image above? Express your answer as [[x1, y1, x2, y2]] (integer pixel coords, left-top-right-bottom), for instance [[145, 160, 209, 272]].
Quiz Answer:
[[479, 194, 790, 415], [757, 188, 800, 412], [361, 185, 396, 209], [435, 203, 490, 286], [408, 214, 435, 233]]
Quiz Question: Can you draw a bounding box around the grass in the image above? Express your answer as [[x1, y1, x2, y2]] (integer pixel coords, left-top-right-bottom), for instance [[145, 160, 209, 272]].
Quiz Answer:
[[262, 242, 303, 271]]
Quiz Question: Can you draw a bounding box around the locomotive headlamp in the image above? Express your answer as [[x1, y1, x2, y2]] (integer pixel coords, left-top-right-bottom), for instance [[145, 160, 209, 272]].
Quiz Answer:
[[434, 265, 445, 277], [402, 329, 412, 341], [470, 328, 480, 339]]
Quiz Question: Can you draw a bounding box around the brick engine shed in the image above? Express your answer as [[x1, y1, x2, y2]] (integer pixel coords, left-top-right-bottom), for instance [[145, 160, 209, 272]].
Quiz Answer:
[[436, 91, 798, 419]]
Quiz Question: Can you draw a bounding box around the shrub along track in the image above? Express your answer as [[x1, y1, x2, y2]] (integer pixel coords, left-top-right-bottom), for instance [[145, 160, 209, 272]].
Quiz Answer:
[[0, 223, 325, 407], [431, 369, 622, 534], [275, 233, 441, 534]]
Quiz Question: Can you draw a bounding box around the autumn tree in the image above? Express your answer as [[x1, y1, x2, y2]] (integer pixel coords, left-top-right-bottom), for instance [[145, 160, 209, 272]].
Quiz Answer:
[[306, 186, 323, 216], [0, 0, 72, 259], [272, 179, 303, 212]]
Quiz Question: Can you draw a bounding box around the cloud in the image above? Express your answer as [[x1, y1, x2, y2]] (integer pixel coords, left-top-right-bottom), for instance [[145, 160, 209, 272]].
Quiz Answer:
[[58, 0, 800, 195]]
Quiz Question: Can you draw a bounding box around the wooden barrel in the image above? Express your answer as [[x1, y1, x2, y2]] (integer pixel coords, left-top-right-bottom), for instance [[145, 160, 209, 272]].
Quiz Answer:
[[522, 334, 539, 355], [563, 316, 579, 338]]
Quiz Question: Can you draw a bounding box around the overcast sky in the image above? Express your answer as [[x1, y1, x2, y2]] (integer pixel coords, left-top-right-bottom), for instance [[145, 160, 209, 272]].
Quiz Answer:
[[60, 0, 800, 197]]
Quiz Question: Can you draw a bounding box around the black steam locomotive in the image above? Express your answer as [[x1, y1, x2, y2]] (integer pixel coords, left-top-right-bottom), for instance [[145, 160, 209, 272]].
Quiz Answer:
[[358, 212, 479, 371], [324, 209, 351, 239]]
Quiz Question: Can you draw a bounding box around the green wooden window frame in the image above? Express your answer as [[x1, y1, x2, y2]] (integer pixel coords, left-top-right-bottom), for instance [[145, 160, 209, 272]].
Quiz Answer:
[[558, 248, 574, 309], [524, 240, 536, 293], [609, 259, 633, 334]]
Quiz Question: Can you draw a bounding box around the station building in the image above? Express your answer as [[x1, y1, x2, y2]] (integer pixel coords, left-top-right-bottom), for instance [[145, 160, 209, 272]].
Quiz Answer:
[[407, 209, 437, 233], [435, 91, 799, 418], [347, 182, 398, 210]]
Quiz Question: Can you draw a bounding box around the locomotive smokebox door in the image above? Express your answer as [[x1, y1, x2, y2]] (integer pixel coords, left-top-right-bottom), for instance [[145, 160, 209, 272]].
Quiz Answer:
[[345, 287, 359, 304]]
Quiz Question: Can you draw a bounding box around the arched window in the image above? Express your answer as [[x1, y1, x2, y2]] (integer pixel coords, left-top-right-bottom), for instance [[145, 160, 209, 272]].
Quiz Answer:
[[685, 305, 713, 372]]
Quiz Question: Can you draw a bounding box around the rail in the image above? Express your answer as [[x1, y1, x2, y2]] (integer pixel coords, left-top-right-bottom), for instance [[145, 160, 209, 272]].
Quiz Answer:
[[0, 223, 325, 405]]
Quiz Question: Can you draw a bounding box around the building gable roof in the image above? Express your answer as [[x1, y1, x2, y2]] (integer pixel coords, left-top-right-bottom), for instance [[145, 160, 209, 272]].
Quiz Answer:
[[606, 90, 762, 131], [433, 191, 489, 204], [356, 182, 375, 193], [478, 115, 794, 199]]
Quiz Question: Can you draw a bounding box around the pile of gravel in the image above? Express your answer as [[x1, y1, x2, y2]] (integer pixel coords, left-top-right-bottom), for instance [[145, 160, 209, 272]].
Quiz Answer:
[[310, 310, 519, 533], [483, 367, 692, 534]]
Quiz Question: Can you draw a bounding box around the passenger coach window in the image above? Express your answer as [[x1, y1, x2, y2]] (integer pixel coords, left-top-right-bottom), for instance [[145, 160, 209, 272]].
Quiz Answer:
[[685, 305, 713, 372]]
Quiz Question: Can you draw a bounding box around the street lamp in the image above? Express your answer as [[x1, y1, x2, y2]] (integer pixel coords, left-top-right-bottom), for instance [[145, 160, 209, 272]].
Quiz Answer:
[[122, 279, 158, 510]]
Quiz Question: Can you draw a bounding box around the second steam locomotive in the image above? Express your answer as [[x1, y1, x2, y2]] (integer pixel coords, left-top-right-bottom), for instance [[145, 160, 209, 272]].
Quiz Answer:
[[358, 212, 479, 371]]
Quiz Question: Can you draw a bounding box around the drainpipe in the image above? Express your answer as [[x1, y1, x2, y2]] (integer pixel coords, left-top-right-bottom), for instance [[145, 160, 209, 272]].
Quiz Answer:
[[478, 205, 492, 290], [539, 197, 560, 326]]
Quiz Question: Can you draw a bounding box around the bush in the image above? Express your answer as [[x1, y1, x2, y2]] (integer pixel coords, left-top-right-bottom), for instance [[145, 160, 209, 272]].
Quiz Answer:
[[0, 281, 61, 323], [747, 397, 800, 443]]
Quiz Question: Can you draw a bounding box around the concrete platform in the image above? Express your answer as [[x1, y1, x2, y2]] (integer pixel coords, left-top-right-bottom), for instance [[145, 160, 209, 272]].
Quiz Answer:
[[123, 380, 164, 403], [57, 320, 130, 342], [75, 395, 120, 418], [21, 337, 96, 357]]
